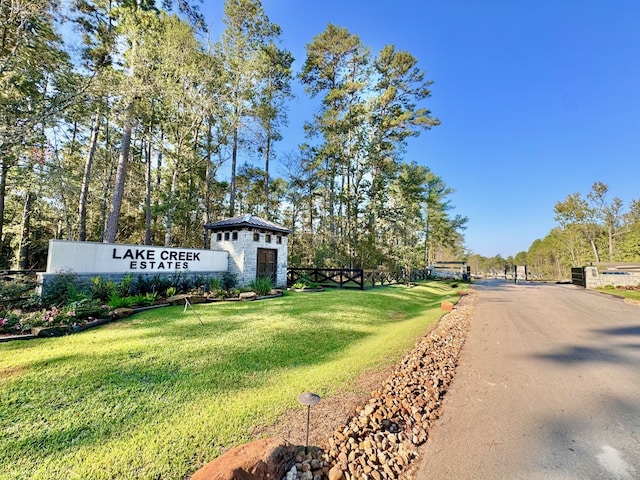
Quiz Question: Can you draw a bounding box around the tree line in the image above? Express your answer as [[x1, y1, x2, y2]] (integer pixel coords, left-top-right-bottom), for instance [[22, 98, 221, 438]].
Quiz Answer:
[[468, 182, 640, 280], [1, 0, 467, 271]]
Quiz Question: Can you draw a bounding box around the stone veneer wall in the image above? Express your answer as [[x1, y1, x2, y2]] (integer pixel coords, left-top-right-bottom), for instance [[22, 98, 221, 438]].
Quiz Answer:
[[584, 266, 640, 289], [210, 229, 288, 287]]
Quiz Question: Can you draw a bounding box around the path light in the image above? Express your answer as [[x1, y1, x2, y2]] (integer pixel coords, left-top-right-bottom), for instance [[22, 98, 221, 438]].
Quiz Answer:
[[297, 391, 320, 454]]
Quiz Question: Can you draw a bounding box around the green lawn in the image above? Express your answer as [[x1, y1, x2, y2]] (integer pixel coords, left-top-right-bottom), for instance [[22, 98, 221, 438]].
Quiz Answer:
[[597, 286, 640, 302], [0, 282, 460, 480]]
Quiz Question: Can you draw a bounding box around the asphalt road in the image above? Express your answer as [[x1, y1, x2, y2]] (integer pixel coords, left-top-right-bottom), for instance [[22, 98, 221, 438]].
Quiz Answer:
[[414, 280, 640, 480]]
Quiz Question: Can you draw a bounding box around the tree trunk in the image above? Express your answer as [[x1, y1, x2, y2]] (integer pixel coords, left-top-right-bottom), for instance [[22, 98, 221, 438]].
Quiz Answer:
[[98, 117, 113, 242], [203, 120, 213, 248], [144, 137, 152, 245], [589, 238, 601, 263], [104, 101, 133, 243], [15, 190, 32, 269], [264, 120, 271, 218], [0, 156, 8, 265], [164, 167, 179, 247], [230, 124, 238, 217], [608, 226, 614, 261], [78, 112, 100, 241]]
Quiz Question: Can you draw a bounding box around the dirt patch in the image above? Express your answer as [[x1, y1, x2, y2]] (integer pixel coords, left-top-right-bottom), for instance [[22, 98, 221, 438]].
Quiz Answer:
[[0, 365, 27, 381], [253, 365, 396, 448]]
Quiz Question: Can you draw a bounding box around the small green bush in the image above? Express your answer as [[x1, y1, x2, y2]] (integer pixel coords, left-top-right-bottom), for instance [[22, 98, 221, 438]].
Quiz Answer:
[[221, 272, 238, 291], [72, 299, 111, 320], [169, 272, 194, 294], [108, 291, 159, 309], [108, 292, 136, 309], [292, 278, 319, 290], [117, 274, 133, 297], [41, 272, 86, 307], [133, 292, 158, 306], [132, 275, 153, 295], [209, 277, 222, 291], [90, 276, 116, 301], [132, 275, 172, 296], [249, 277, 274, 296], [191, 275, 211, 293]]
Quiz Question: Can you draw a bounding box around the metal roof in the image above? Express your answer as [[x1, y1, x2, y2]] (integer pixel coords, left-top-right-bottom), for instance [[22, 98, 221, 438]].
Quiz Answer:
[[204, 214, 291, 234]]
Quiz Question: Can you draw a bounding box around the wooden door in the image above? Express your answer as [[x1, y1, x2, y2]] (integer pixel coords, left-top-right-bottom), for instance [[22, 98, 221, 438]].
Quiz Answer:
[[257, 248, 277, 283]]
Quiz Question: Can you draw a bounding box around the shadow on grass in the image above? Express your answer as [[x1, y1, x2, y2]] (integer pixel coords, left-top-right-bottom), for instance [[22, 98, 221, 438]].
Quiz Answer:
[[1, 321, 369, 460]]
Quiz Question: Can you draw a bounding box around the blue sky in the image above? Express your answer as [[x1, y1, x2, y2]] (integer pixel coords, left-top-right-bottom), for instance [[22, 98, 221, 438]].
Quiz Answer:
[[202, 1, 640, 258]]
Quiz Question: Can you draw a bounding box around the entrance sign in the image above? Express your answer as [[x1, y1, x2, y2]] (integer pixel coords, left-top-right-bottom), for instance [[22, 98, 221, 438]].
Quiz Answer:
[[46, 240, 228, 274]]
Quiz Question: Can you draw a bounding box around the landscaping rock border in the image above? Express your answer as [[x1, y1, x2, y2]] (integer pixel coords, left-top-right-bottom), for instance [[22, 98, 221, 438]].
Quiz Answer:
[[284, 291, 476, 480]]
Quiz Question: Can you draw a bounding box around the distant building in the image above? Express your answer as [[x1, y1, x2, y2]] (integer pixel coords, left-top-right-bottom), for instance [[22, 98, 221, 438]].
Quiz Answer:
[[429, 261, 470, 281]]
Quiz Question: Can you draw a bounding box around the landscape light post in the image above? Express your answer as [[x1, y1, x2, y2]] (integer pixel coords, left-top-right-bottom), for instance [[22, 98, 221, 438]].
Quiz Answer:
[[297, 392, 320, 454]]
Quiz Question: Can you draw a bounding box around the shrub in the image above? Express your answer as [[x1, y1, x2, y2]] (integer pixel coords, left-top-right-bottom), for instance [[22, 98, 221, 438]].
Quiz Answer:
[[132, 292, 158, 306], [132, 275, 152, 295], [131, 274, 172, 296], [292, 278, 319, 290], [0, 311, 22, 334], [108, 292, 136, 309], [90, 276, 116, 301], [21, 305, 76, 329], [72, 299, 111, 320], [41, 272, 86, 307], [190, 274, 211, 294], [0, 275, 37, 310], [249, 277, 274, 296], [209, 277, 222, 291], [169, 272, 194, 294], [166, 286, 177, 297], [116, 274, 133, 297], [221, 272, 238, 291]]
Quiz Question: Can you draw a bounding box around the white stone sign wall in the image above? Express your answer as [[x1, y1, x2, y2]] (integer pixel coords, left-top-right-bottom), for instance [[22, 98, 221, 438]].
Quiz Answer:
[[46, 240, 228, 274]]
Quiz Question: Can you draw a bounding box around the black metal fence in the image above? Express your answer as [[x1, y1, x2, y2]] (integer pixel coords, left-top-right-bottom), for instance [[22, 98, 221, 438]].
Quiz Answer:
[[287, 267, 432, 290], [287, 268, 365, 289], [363, 268, 431, 287]]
